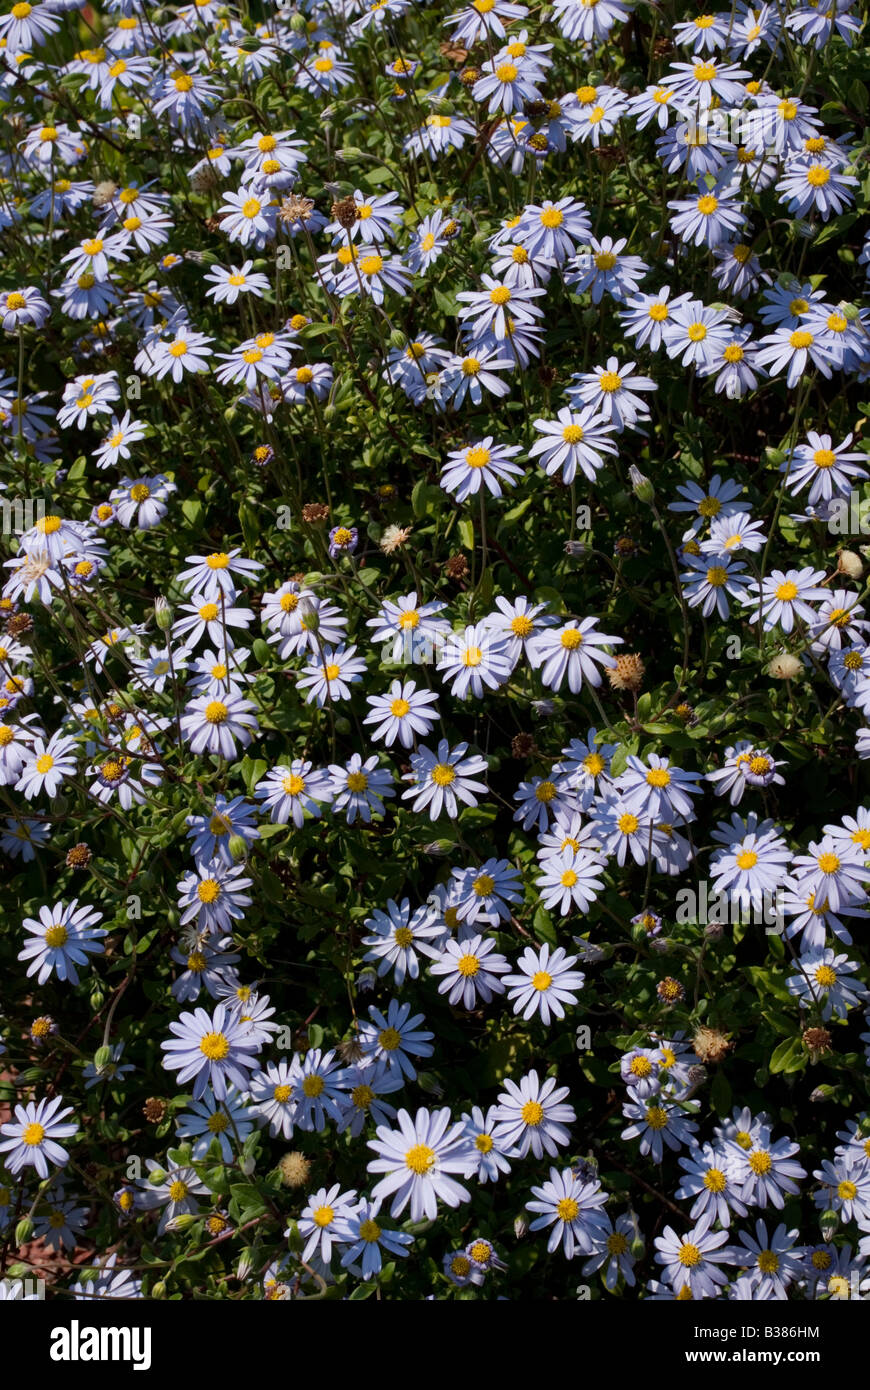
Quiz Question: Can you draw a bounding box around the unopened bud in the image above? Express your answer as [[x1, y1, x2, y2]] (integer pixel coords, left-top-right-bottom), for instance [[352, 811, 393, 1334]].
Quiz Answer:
[[89, 987, 105, 1010], [14, 1217, 33, 1246], [289, 11, 307, 30], [513, 1214, 529, 1239], [165, 1213, 198, 1233], [93, 1045, 113, 1072], [630, 1234, 646, 1259], [151, 1280, 167, 1298], [820, 1208, 838, 1242], [239, 1155, 256, 1176], [228, 834, 248, 862], [297, 596, 319, 631], [838, 299, 861, 321], [237, 1249, 254, 1280], [629, 465, 655, 504], [564, 540, 587, 557], [389, 328, 407, 350], [154, 596, 171, 630], [764, 446, 787, 466], [703, 920, 725, 942]]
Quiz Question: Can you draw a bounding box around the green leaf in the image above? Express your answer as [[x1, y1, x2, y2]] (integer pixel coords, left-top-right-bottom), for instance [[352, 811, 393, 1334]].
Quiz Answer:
[[769, 1036, 802, 1074]]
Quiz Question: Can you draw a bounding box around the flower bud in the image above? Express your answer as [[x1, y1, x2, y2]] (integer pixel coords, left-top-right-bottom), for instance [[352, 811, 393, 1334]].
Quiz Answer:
[[389, 328, 407, 350], [513, 1214, 529, 1239], [629, 465, 655, 504], [237, 1249, 254, 1280], [297, 596, 319, 631], [14, 1217, 33, 1246], [764, 446, 787, 466], [820, 1208, 838, 1242], [289, 11, 308, 30], [93, 1045, 113, 1072], [228, 834, 248, 862], [154, 596, 171, 630], [89, 987, 105, 1010], [239, 1155, 256, 1176], [837, 299, 861, 321], [165, 1213, 198, 1233], [151, 1280, 167, 1298]]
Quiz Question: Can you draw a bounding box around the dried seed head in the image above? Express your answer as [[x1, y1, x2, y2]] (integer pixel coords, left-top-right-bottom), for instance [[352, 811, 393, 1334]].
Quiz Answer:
[[92, 179, 118, 208], [279, 193, 315, 226], [5, 612, 32, 636], [379, 524, 412, 554], [445, 552, 469, 582], [767, 651, 802, 679], [692, 1026, 733, 1064], [511, 732, 538, 759], [143, 1097, 167, 1123], [837, 548, 863, 581], [66, 843, 92, 869], [331, 196, 358, 229], [278, 1151, 312, 1188], [802, 1026, 832, 1058], [301, 502, 330, 523], [607, 653, 645, 692]]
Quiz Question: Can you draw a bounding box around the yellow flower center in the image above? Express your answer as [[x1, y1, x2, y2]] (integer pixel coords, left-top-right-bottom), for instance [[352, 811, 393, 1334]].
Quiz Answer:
[[44, 924, 68, 948], [457, 953, 480, 977], [532, 970, 552, 991], [466, 445, 491, 469], [697, 195, 718, 215], [599, 371, 622, 392], [775, 581, 798, 601], [431, 763, 456, 786], [199, 1031, 230, 1060], [815, 964, 837, 988], [405, 1143, 436, 1175], [748, 1149, 772, 1175], [204, 700, 227, 724], [521, 1100, 544, 1126]]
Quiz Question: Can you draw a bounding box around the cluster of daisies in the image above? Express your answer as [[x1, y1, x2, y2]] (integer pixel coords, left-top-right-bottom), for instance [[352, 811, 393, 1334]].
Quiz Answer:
[[1, 0, 869, 1302]]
